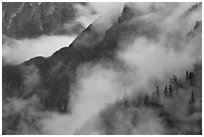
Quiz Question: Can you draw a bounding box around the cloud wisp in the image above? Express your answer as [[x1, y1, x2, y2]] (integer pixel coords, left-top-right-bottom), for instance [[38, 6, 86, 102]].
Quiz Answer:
[[2, 2, 202, 135]]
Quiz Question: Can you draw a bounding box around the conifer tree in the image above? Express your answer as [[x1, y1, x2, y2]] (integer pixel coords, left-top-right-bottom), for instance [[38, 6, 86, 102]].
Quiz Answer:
[[156, 85, 160, 95], [189, 91, 195, 104], [186, 70, 189, 81], [189, 72, 195, 85], [168, 85, 173, 97], [173, 75, 179, 95], [164, 85, 168, 97]]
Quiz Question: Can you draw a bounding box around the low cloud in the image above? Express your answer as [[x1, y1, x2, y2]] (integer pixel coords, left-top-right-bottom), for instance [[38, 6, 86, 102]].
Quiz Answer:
[[40, 63, 127, 134], [64, 2, 201, 134], [75, 2, 125, 34], [2, 2, 202, 135], [90, 2, 124, 34], [3, 35, 76, 65]]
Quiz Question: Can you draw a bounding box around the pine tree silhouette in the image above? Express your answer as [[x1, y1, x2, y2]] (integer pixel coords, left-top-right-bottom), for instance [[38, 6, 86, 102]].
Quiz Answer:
[[144, 93, 149, 106], [164, 85, 168, 97], [168, 85, 173, 97], [186, 70, 189, 81], [189, 72, 195, 85], [189, 91, 195, 104], [173, 75, 179, 95], [156, 85, 160, 95]]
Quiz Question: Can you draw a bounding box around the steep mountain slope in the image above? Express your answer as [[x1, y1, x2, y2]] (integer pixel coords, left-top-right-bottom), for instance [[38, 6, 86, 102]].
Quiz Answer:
[[2, 2, 86, 38], [3, 1, 202, 115], [2, 3, 202, 135], [6, 4, 159, 112], [2, 3, 127, 114]]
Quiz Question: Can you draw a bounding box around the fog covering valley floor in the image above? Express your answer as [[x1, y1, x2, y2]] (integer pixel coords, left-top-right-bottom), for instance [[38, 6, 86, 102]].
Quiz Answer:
[[2, 2, 202, 135]]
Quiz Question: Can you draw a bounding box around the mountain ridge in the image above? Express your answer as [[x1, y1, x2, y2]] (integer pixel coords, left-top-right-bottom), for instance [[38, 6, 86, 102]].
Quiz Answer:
[[2, 3, 202, 135], [3, 3, 202, 113], [2, 2, 86, 39]]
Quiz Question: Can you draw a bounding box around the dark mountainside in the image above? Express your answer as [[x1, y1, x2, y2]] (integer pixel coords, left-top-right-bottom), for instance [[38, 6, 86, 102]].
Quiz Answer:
[[2, 2, 87, 39], [3, 5, 138, 113], [2, 3, 202, 135]]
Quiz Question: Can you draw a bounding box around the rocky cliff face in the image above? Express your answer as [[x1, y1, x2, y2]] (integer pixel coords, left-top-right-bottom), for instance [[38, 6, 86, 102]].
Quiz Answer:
[[2, 2, 85, 38]]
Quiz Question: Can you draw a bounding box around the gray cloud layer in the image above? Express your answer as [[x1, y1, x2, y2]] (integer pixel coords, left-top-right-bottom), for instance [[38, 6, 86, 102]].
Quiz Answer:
[[2, 2, 202, 135]]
